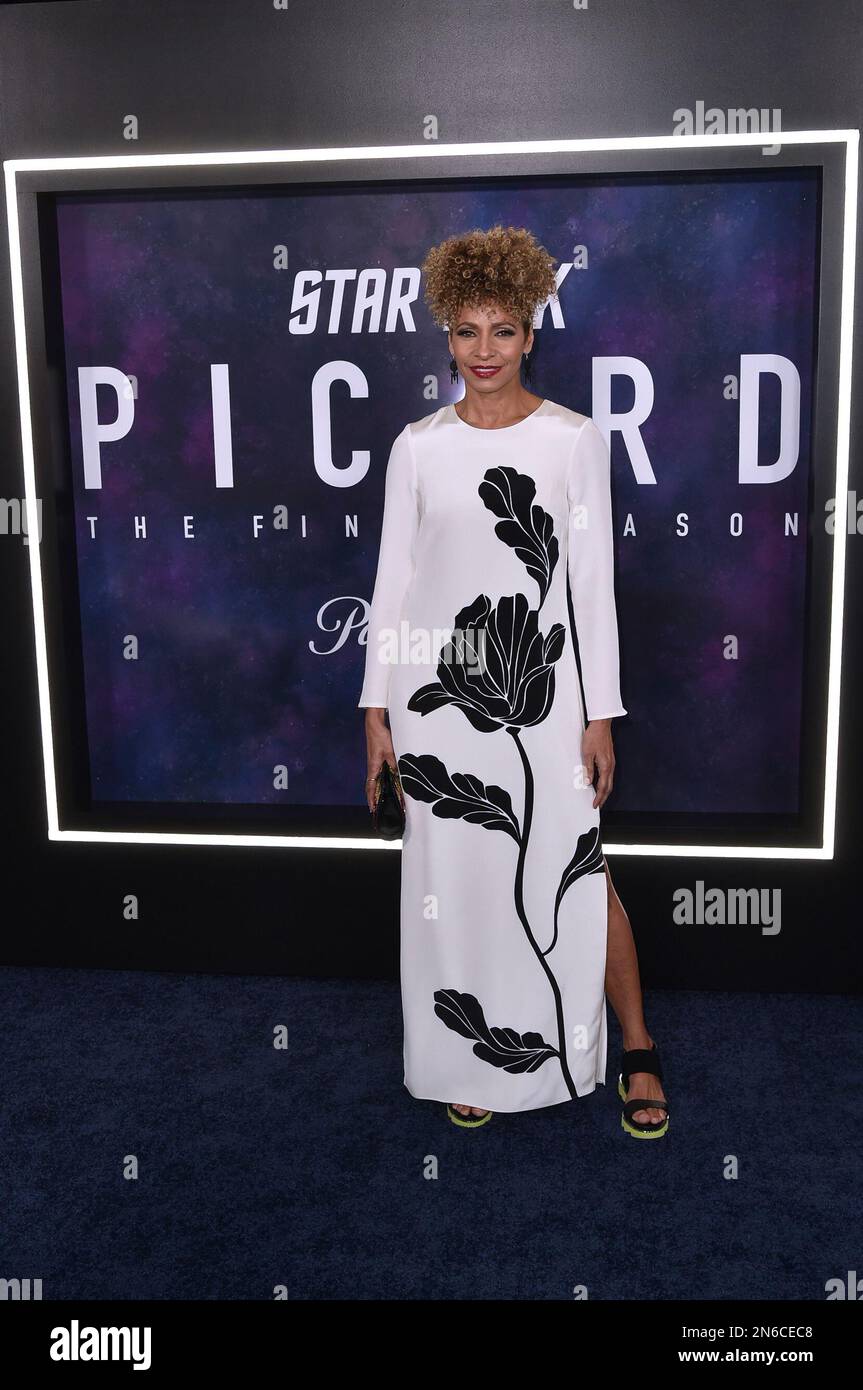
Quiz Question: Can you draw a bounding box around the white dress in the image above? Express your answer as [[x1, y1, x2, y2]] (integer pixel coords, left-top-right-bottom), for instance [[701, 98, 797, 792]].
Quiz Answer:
[[358, 398, 627, 1112]]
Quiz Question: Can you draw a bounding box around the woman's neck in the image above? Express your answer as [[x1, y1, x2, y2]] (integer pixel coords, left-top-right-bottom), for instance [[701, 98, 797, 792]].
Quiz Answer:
[[453, 387, 543, 430]]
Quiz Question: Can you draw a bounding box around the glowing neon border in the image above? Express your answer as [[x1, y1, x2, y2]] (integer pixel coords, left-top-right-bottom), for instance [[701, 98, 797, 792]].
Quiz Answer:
[[4, 131, 858, 857]]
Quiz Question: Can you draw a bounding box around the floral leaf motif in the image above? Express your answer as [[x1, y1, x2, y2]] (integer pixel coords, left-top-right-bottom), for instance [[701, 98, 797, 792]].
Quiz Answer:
[[407, 592, 564, 731], [397, 753, 520, 843], [544, 826, 606, 955], [433, 989, 559, 1073], [478, 466, 559, 605], [557, 825, 605, 899]]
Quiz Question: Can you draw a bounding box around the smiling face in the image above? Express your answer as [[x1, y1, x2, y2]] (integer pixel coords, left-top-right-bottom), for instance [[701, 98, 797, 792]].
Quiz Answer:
[[448, 301, 534, 395]]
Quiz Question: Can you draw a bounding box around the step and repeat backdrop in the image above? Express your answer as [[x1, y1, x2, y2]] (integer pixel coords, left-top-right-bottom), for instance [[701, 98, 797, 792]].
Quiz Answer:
[[51, 169, 819, 830]]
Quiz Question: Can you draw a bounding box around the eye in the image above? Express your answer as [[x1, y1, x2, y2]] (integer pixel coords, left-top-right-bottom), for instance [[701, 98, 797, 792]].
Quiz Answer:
[[455, 326, 515, 336]]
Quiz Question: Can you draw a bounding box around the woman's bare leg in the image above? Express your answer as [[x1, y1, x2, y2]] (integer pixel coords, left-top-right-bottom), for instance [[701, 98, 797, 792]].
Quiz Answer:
[[603, 859, 667, 1124]]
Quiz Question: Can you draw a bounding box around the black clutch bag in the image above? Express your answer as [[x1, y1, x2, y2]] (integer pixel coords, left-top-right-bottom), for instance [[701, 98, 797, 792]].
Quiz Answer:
[[372, 759, 405, 839]]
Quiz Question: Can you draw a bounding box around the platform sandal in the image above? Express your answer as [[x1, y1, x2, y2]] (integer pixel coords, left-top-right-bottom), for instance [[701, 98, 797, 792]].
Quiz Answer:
[[618, 1041, 670, 1139], [446, 1103, 493, 1128]]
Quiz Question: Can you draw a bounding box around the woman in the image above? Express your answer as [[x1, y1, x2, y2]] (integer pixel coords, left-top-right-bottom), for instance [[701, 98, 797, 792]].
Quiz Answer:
[[359, 225, 669, 1137]]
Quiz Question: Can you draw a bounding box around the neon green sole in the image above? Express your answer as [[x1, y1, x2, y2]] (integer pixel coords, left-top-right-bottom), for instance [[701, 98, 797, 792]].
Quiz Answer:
[[618, 1076, 669, 1138], [446, 1104, 493, 1128]]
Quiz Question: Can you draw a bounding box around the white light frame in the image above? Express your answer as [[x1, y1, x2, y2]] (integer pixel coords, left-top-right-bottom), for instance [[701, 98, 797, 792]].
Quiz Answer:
[[4, 130, 858, 857]]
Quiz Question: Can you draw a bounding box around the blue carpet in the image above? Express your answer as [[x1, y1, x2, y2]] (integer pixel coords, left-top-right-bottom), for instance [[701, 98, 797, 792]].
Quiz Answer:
[[0, 965, 857, 1300]]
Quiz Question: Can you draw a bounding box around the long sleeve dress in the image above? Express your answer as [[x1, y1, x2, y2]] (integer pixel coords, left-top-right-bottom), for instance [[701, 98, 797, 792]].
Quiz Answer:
[[358, 398, 627, 1112]]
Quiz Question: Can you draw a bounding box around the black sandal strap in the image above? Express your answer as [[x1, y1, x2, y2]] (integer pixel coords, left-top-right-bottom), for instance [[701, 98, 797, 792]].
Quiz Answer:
[[620, 1044, 663, 1085], [623, 1098, 669, 1120]]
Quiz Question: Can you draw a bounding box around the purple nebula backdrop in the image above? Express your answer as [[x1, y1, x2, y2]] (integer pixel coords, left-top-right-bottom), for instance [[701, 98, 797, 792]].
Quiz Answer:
[[54, 170, 818, 813]]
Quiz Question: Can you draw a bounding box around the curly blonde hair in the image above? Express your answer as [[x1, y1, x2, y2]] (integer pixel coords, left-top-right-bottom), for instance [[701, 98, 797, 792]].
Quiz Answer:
[[421, 224, 559, 332]]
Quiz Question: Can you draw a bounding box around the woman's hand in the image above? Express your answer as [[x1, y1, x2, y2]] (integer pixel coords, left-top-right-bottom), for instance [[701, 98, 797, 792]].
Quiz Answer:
[[364, 708, 404, 815], [582, 717, 616, 809]]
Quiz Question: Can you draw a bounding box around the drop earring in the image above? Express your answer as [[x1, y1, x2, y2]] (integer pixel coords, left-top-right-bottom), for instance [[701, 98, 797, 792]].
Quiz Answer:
[[449, 356, 459, 383], [522, 351, 533, 383]]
